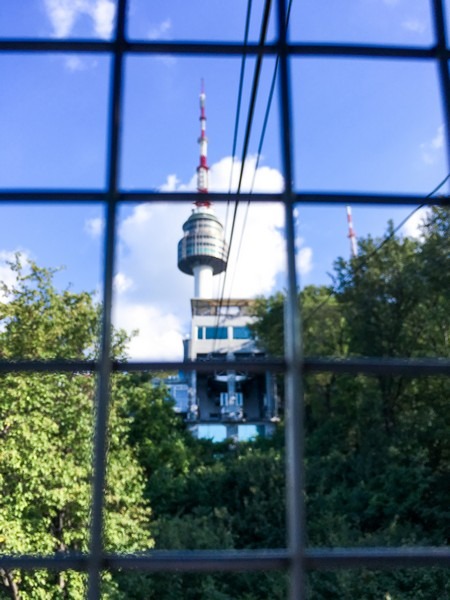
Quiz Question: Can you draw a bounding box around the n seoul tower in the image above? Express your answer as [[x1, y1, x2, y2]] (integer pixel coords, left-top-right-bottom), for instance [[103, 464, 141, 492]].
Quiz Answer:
[[177, 82, 228, 298]]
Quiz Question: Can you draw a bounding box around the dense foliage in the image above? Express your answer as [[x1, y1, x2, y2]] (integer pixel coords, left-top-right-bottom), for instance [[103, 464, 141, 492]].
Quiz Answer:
[[0, 259, 153, 599], [251, 207, 450, 598]]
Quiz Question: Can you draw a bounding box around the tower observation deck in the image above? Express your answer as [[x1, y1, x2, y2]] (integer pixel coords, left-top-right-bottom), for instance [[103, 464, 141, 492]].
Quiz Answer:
[[177, 83, 228, 298]]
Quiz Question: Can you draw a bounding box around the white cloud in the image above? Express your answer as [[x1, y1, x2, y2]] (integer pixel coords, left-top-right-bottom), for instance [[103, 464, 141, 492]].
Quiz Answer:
[[44, 0, 78, 37], [113, 156, 295, 359], [401, 207, 429, 239], [430, 125, 444, 150], [420, 125, 444, 165], [118, 203, 189, 309], [91, 0, 115, 38], [63, 55, 98, 71], [294, 232, 313, 278], [64, 55, 84, 71], [402, 18, 426, 34], [43, 0, 115, 39], [297, 246, 313, 276], [84, 216, 104, 238], [223, 202, 286, 298], [160, 174, 181, 192], [157, 55, 177, 67], [211, 155, 284, 193], [148, 18, 172, 40], [0, 251, 30, 302], [161, 155, 284, 194], [113, 272, 133, 294], [113, 301, 184, 360], [146, 19, 176, 66]]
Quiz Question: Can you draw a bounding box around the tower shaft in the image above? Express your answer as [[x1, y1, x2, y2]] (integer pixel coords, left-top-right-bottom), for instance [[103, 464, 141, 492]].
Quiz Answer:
[[193, 264, 214, 298]]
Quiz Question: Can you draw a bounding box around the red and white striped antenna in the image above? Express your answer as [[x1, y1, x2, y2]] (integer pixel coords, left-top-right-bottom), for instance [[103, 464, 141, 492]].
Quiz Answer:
[[346, 205, 357, 258], [196, 79, 210, 207]]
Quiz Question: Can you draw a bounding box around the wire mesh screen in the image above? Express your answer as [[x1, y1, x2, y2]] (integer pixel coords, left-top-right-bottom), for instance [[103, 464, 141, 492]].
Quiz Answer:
[[0, 0, 449, 599]]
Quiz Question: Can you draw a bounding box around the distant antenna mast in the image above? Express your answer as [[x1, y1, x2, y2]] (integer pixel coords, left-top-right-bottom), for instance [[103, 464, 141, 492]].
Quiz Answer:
[[346, 205, 357, 258], [196, 79, 210, 207]]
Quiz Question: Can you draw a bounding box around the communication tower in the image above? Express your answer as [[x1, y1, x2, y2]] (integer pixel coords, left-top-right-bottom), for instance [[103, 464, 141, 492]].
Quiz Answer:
[[177, 82, 228, 298], [165, 83, 278, 441]]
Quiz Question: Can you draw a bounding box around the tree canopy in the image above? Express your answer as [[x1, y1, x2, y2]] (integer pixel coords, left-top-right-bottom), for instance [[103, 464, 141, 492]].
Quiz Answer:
[[0, 258, 153, 599], [250, 207, 450, 598]]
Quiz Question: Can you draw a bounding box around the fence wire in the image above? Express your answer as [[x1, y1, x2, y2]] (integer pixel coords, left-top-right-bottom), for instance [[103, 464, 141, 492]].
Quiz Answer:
[[0, 1, 449, 599]]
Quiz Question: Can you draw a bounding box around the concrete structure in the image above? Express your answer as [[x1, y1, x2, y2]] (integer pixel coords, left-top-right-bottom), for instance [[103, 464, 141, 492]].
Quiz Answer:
[[184, 298, 278, 440], [163, 297, 279, 440]]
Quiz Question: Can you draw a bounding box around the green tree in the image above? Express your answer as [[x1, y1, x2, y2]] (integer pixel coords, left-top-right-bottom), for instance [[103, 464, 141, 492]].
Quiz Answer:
[[0, 258, 153, 599], [251, 208, 450, 598], [119, 391, 288, 600]]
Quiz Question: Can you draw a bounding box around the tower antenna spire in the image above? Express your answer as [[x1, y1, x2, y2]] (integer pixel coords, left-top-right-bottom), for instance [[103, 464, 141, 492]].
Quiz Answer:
[[196, 79, 210, 206], [346, 205, 357, 258]]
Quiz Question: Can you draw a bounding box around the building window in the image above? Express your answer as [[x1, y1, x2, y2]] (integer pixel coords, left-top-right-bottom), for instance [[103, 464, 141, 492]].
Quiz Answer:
[[205, 326, 228, 340], [233, 326, 251, 339]]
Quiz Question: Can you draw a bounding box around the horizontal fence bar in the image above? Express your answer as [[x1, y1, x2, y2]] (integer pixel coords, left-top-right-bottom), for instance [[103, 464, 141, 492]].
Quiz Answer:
[[0, 39, 444, 60], [0, 360, 97, 373], [2, 547, 450, 573], [107, 550, 288, 572], [0, 357, 447, 375], [0, 359, 284, 373], [0, 39, 113, 52], [120, 191, 283, 203], [0, 39, 279, 55], [305, 547, 450, 570], [0, 555, 88, 571], [0, 191, 106, 202], [304, 357, 450, 376], [294, 192, 450, 206], [118, 359, 286, 373], [288, 43, 438, 59], [0, 191, 284, 204], [0, 550, 288, 573], [0, 190, 448, 206], [119, 191, 450, 206], [128, 41, 441, 60]]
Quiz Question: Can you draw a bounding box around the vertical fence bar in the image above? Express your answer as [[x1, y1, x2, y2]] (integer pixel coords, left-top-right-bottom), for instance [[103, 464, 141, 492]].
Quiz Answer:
[[432, 0, 450, 184], [284, 193, 306, 600], [87, 0, 127, 597], [276, 0, 306, 598]]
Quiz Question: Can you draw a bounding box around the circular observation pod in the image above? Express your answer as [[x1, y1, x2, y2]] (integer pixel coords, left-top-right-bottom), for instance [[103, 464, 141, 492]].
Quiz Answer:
[[178, 210, 228, 275]]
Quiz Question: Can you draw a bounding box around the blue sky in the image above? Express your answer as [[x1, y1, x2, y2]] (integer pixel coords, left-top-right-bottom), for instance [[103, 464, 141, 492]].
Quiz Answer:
[[0, 0, 448, 359]]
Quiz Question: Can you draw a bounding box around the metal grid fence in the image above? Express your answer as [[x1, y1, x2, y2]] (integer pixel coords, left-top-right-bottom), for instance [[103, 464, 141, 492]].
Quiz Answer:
[[0, 0, 450, 598]]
